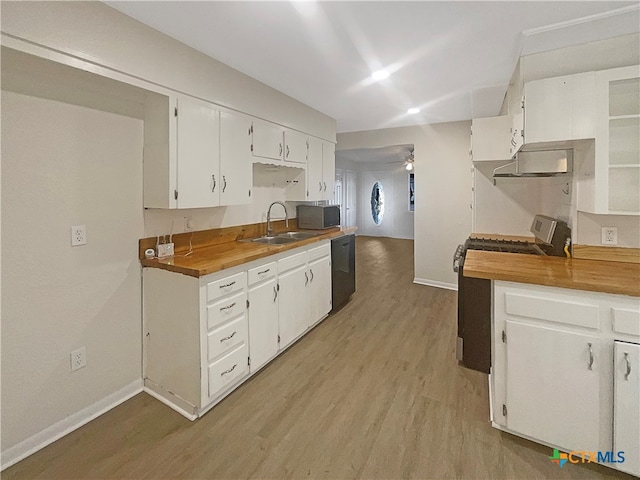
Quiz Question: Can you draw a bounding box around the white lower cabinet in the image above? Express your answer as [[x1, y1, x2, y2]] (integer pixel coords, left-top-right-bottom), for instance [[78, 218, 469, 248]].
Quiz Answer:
[[248, 262, 279, 373], [143, 240, 333, 419], [492, 281, 640, 476], [278, 250, 310, 349], [614, 340, 640, 477], [505, 320, 601, 452]]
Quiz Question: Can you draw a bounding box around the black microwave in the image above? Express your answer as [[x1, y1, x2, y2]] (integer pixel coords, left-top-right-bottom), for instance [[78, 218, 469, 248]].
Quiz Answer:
[[296, 205, 340, 229]]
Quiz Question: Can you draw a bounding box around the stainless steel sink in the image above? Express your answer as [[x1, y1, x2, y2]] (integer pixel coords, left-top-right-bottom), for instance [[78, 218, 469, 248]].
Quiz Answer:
[[245, 236, 298, 245], [276, 231, 322, 240], [239, 230, 323, 245]]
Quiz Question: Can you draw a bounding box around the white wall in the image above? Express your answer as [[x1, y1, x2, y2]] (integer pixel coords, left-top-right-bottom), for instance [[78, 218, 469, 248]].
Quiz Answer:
[[1, 92, 143, 456], [1, 1, 336, 142], [338, 121, 472, 290]]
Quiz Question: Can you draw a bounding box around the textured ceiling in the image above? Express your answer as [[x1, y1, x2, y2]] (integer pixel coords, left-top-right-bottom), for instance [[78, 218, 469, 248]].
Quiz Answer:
[[106, 1, 639, 133]]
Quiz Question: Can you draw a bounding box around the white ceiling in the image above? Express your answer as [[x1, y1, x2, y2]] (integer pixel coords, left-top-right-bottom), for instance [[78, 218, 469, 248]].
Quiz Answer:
[[106, 1, 639, 133]]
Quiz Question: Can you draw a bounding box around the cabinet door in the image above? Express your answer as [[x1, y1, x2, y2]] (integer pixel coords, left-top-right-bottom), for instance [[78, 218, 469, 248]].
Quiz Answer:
[[471, 116, 511, 161], [284, 130, 308, 164], [306, 137, 324, 201], [252, 118, 283, 161], [248, 278, 279, 373], [220, 110, 252, 206], [505, 320, 601, 452], [176, 97, 220, 208], [278, 265, 309, 349], [614, 341, 640, 477], [524, 73, 595, 144], [308, 255, 332, 326], [322, 141, 335, 201]]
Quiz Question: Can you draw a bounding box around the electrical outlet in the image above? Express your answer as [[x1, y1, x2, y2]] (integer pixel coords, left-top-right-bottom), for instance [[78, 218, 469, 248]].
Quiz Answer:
[[601, 227, 618, 245], [70, 347, 86, 371], [71, 225, 87, 246], [157, 242, 174, 258], [184, 216, 193, 232]]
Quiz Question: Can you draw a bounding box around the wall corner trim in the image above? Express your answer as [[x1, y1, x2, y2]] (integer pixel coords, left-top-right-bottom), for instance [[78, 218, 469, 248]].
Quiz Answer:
[[1, 379, 143, 471], [413, 278, 458, 291]]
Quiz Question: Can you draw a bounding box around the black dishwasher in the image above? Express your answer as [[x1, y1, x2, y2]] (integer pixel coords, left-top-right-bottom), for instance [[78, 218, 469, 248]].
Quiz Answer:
[[331, 234, 356, 310]]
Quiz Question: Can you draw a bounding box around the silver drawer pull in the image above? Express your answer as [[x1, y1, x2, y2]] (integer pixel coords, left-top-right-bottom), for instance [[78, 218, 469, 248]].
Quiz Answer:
[[219, 281, 236, 289], [220, 302, 236, 311], [624, 352, 631, 381], [258, 268, 271, 275], [220, 331, 236, 342], [304, 271, 309, 286], [221, 364, 237, 376], [273, 285, 278, 302], [588, 343, 594, 370], [309, 268, 314, 282]]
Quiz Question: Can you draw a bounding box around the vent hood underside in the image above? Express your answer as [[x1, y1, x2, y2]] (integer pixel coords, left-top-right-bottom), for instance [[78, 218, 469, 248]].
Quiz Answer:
[[493, 149, 573, 181]]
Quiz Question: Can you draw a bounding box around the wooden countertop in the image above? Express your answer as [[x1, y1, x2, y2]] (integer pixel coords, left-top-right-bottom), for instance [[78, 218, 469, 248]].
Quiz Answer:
[[141, 227, 357, 278], [463, 250, 640, 297]]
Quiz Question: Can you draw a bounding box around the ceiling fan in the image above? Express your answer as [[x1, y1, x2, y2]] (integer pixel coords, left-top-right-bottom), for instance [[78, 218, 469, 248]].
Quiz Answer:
[[387, 146, 415, 170]]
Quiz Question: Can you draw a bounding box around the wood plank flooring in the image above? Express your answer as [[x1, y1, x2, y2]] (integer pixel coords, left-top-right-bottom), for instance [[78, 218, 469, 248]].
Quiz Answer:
[[4, 236, 634, 479]]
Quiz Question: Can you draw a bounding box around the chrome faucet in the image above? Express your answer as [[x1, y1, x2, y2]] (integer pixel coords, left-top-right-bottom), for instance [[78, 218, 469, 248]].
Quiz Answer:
[[266, 201, 288, 237]]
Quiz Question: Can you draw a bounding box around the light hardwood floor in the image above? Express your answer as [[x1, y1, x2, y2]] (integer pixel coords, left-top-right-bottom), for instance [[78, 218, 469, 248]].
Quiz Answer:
[[4, 236, 633, 479]]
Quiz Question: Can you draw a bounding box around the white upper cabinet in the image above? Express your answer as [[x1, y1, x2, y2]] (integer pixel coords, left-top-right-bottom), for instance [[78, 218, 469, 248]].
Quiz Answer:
[[307, 139, 335, 201], [471, 115, 512, 161], [578, 65, 640, 215], [523, 72, 596, 145], [220, 110, 253, 206], [322, 141, 336, 200], [284, 129, 309, 165], [143, 94, 221, 209], [176, 96, 221, 209], [251, 118, 284, 162]]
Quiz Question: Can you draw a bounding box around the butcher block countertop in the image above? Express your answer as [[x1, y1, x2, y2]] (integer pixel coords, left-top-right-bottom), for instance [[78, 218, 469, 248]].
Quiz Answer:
[[463, 250, 640, 297], [140, 225, 356, 278]]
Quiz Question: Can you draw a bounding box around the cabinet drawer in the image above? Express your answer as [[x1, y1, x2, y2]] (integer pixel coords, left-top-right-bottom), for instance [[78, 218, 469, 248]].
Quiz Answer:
[[308, 242, 330, 261], [248, 262, 277, 286], [504, 292, 600, 330], [207, 291, 247, 330], [208, 344, 248, 398], [206, 271, 246, 303], [612, 308, 640, 337], [278, 251, 307, 272], [207, 315, 248, 361]]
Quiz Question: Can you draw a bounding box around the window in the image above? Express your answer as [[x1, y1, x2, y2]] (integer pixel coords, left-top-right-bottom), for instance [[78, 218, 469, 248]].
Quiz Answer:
[[370, 181, 384, 225], [409, 173, 414, 212]]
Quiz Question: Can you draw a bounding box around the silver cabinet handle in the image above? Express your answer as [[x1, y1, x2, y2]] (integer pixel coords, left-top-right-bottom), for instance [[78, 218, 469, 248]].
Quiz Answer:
[[258, 268, 271, 275], [220, 302, 236, 311], [624, 352, 631, 381], [211, 174, 217, 192], [219, 281, 236, 289], [222, 175, 227, 193], [221, 364, 237, 376], [279, 143, 283, 156], [310, 268, 314, 282], [273, 285, 278, 302], [220, 331, 236, 342], [319, 181, 323, 192], [588, 343, 594, 370], [323, 182, 327, 192], [286, 145, 290, 158], [304, 271, 309, 286]]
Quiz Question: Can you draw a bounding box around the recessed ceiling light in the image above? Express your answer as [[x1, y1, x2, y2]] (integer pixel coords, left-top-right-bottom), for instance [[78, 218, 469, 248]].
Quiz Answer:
[[371, 69, 390, 81], [407, 107, 420, 114]]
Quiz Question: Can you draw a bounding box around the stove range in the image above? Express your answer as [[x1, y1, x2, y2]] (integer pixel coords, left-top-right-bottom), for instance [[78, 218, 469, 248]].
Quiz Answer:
[[453, 216, 572, 374]]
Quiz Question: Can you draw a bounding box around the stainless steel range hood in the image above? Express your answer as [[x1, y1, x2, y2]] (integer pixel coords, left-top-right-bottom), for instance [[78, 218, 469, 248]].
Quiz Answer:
[[493, 149, 573, 182]]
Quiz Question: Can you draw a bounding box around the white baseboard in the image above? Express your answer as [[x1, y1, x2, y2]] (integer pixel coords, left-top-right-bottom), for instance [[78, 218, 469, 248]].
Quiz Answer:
[[413, 277, 458, 291], [1, 379, 143, 471], [142, 381, 197, 421]]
